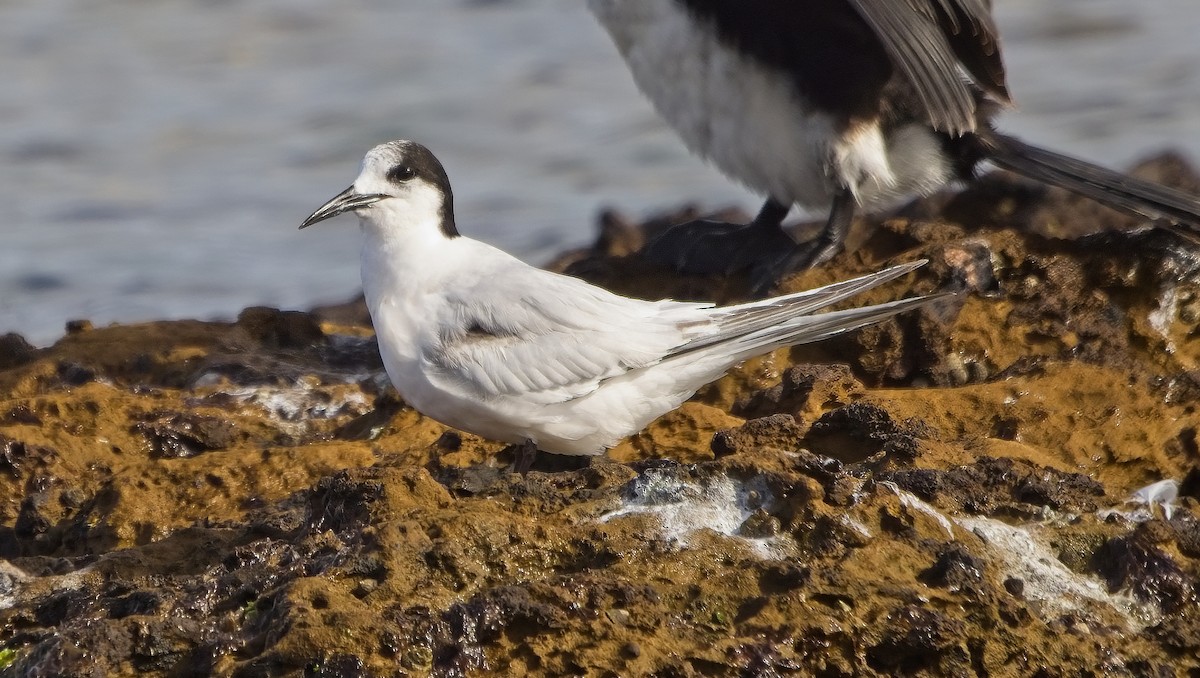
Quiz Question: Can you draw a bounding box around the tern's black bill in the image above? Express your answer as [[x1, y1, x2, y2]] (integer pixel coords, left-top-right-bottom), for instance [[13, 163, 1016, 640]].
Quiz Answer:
[[300, 186, 389, 229]]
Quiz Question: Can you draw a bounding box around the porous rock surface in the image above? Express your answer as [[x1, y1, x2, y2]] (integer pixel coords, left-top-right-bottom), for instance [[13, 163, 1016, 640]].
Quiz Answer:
[[1, 157, 1199, 676]]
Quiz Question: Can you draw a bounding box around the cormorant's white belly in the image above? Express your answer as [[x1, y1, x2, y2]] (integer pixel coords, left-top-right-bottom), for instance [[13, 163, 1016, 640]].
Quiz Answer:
[[588, 0, 953, 211]]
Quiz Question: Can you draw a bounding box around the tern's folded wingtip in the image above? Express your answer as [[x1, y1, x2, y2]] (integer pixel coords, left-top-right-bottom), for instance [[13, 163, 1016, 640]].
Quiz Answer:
[[876, 259, 928, 276]]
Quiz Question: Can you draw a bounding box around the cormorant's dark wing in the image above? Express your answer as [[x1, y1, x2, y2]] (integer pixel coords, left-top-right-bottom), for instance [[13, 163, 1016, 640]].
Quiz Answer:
[[846, 0, 1010, 135]]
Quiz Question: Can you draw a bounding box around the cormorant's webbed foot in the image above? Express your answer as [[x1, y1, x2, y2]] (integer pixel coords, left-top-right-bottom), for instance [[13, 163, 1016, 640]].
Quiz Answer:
[[641, 192, 857, 296], [641, 198, 794, 278], [745, 187, 856, 294]]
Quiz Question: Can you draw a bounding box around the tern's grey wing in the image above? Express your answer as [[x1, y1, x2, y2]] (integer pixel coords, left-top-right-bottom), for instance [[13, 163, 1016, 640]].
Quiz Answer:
[[425, 269, 709, 405], [846, 0, 1009, 135]]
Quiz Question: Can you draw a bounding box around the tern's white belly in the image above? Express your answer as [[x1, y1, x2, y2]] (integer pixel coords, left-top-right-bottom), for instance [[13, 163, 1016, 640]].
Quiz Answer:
[[368, 299, 630, 456]]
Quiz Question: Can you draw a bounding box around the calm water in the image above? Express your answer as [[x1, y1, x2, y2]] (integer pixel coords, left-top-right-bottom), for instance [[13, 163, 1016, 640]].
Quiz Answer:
[[2, 0, 1198, 345]]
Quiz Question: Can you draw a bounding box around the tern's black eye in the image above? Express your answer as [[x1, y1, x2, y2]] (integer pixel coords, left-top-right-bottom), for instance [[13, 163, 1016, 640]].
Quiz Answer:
[[387, 165, 417, 183]]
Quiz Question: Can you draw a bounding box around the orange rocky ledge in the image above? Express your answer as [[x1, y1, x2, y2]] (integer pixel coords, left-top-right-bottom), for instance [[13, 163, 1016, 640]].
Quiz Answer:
[[1, 155, 1199, 676]]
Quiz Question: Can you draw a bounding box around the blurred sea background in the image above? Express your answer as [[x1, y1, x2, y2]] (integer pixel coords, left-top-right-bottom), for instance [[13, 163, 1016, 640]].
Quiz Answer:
[[2, 0, 1198, 345]]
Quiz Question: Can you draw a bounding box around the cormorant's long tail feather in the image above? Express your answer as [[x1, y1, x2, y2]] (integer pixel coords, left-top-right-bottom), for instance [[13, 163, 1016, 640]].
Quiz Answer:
[[983, 133, 1200, 243]]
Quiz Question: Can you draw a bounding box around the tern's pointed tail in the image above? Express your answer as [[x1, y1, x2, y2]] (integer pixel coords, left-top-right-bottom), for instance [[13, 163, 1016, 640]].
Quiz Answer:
[[982, 133, 1200, 243], [680, 260, 928, 355], [725, 289, 952, 360], [677, 260, 949, 362], [648, 262, 943, 432]]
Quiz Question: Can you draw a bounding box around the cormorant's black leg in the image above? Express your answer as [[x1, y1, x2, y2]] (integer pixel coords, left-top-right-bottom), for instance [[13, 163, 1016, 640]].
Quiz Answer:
[[803, 186, 856, 268], [750, 198, 792, 230], [747, 187, 856, 295], [641, 198, 795, 277]]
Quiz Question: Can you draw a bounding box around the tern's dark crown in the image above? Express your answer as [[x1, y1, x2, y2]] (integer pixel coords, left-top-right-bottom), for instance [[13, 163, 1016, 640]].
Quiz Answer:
[[379, 140, 459, 238]]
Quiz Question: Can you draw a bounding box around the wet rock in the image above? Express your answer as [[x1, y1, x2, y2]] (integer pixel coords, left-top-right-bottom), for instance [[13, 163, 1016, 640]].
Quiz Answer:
[[758, 562, 811, 592], [129, 617, 205, 673], [2, 404, 42, 425], [733, 363, 867, 421], [108, 590, 163, 619], [805, 401, 929, 464], [131, 411, 240, 459], [10, 482, 122, 557], [1180, 466, 1200, 502], [14, 491, 53, 542], [56, 361, 96, 386], [319, 335, 383, 372], [310, 295, 372, 328], [0, 333, 38, 370], [934, 238, 1002, 295], [333, 394, 404, 441], [304, 654, 374, 678], [35, 588, 101, 628], [305, 471, 386, 541], [0, 435, 56, 479], [882, 456, 1106, 516], [64, 319, 94, 335], [1149, 610, 1200, 656], [1092, 522, 1197, 614], [433, 464, 508, 498], [1004, 577, 1025, 599], [867, 605, 968, 674], [711, 414, 802, 457], [921, 543, 987, 593], [236, 306, 326, 349]]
